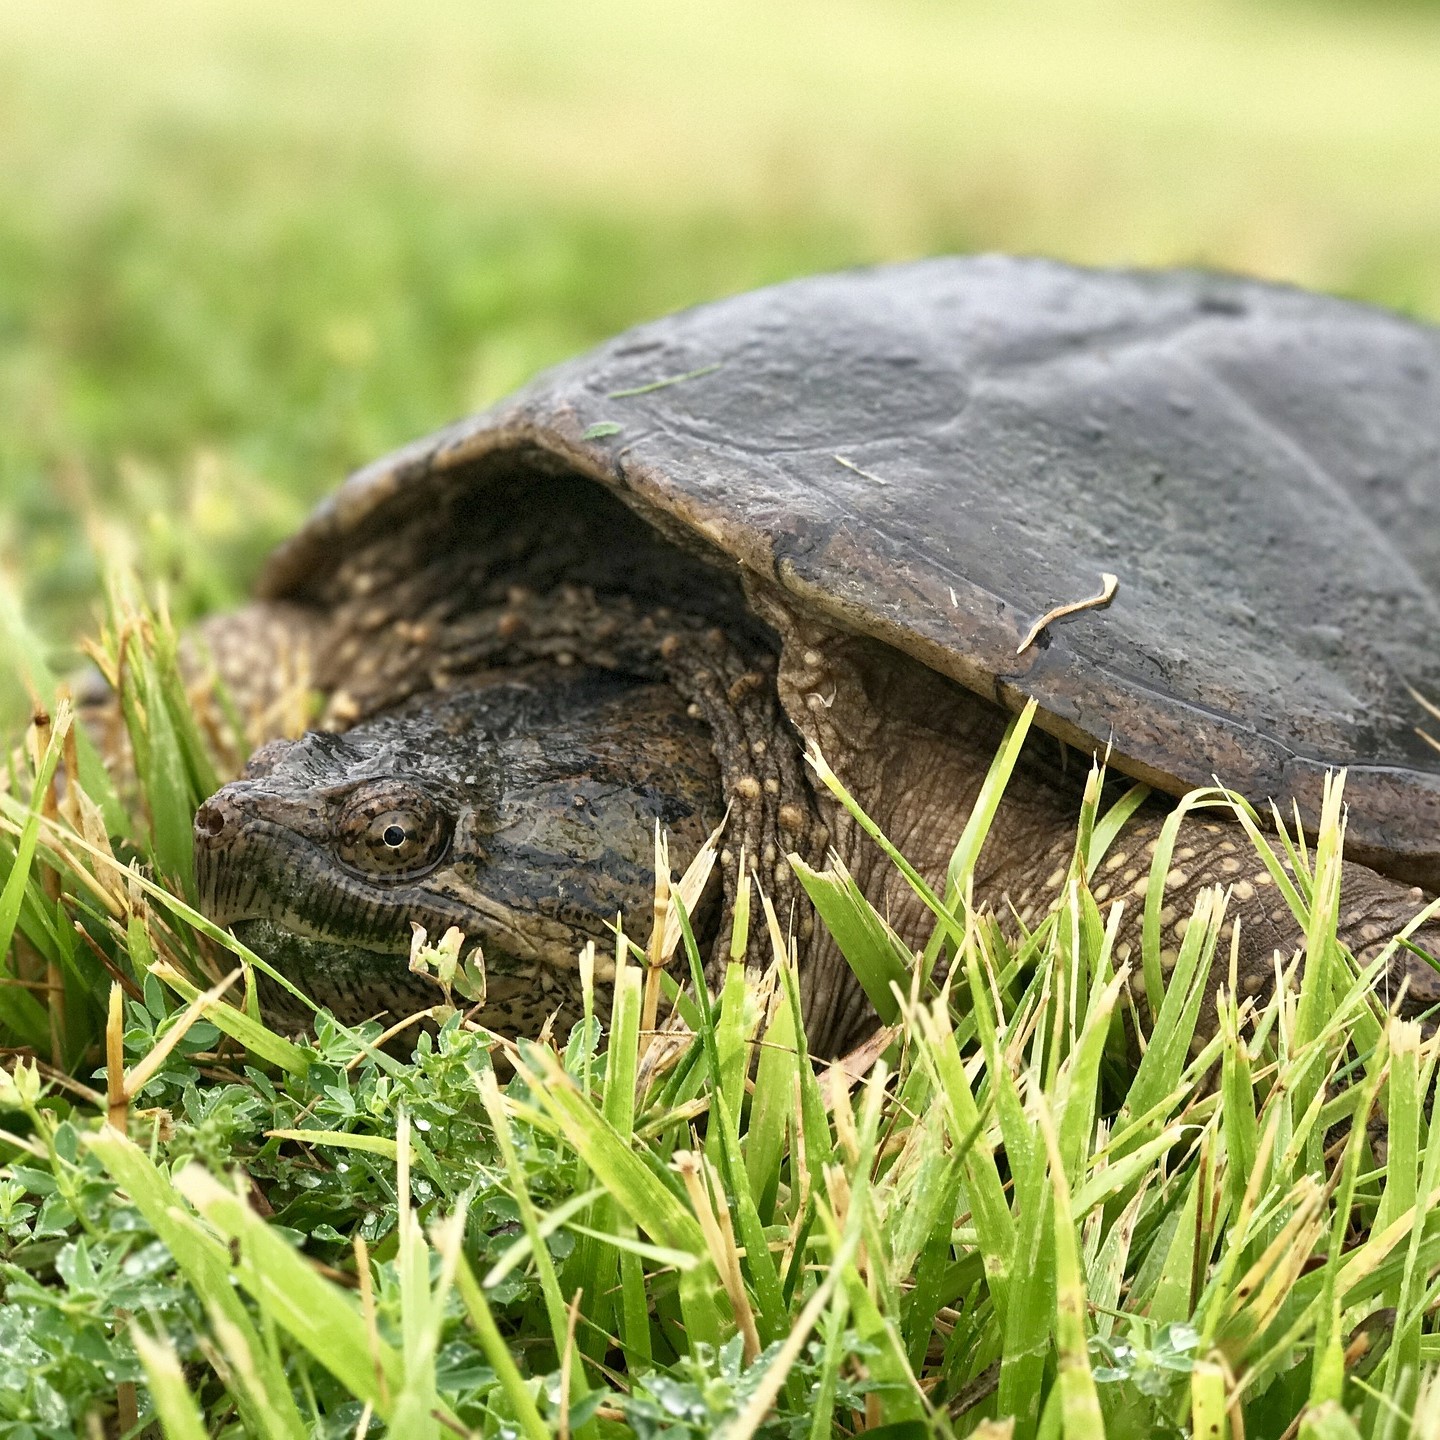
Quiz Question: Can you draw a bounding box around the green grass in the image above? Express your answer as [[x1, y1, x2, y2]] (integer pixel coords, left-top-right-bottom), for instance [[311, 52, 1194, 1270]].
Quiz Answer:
[[0, 174, 870, 660], [3, 598, 1440, 1436], [7, 0, 1440, 1433]]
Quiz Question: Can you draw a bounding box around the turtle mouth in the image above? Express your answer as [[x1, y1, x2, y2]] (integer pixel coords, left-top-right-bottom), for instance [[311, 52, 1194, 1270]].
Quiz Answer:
[[226, 912, 408, 959], [227, 918, 464, 1029], [228, 917, 400, 974]]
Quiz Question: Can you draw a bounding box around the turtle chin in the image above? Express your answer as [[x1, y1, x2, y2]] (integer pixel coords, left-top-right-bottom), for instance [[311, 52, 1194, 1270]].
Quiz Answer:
[[229, 918, 440, 1031], [228, 917, 588, 1041]]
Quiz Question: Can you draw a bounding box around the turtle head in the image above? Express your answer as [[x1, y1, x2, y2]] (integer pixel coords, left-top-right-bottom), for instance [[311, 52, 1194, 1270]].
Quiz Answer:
[[192, 668, 722, 1032], [193, 717, 506, 1028], [194, 725, 478, 963]]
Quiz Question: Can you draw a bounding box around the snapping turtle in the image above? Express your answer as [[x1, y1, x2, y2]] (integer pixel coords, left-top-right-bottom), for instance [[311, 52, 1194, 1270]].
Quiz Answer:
[[191, 255, 1440, 1055]]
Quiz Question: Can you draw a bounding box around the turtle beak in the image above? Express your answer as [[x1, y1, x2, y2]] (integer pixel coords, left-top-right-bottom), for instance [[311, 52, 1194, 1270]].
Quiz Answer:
[[193, 789, 260, 928], [193, 782, 321, 929]]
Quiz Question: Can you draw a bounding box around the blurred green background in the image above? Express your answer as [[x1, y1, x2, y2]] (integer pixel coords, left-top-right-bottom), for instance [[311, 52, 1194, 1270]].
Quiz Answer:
[[4, 0, 1440, 661]]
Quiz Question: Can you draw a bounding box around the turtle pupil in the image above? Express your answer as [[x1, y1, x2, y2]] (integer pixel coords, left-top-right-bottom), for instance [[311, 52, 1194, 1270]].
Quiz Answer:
[[382, 824, 407, 848]]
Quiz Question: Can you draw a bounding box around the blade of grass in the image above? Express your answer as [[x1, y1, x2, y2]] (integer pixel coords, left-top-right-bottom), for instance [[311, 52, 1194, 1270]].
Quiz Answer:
[[0, 700, 69, 1048], [476, 1068, 594, 1431], [149, 961, 310, 1074], [451, 1245, 552, 1440], [744, 974, 798, 1225], [792, 854, 913, 1022], [87, 1127, 308, 1440], [130, 1326, 209, 1440], [1034, 1095, 1105, 1437]]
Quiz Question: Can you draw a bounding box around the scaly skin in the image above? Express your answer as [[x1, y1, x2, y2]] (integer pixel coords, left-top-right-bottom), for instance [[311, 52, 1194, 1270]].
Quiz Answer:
[[185, 552, 1440, 1053]]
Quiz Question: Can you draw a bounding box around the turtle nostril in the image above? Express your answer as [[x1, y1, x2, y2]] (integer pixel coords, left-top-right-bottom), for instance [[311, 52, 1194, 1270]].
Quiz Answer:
[[195, 802, 229, 841]]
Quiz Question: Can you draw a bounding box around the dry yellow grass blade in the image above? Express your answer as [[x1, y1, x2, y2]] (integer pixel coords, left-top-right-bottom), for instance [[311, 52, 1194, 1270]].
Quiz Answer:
[[674, 1150, 761, 1365], [638, 815, 725, 1062], [1016, 572, 1119, 656]]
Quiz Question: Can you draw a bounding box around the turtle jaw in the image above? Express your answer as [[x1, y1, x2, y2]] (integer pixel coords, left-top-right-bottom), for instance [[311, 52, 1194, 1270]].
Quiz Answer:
[[227, 917, 593, 1037], [225, 919, 433, 1027], [192, 781, 591, 1027]]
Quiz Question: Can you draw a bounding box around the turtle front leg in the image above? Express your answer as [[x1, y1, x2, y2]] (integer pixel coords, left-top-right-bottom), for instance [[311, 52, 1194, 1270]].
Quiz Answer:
[[972, 772, 1440, 1044]]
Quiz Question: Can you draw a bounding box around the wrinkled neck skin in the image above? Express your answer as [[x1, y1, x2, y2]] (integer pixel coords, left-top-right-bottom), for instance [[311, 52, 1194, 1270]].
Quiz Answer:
[[195, 665, 721, 1035]]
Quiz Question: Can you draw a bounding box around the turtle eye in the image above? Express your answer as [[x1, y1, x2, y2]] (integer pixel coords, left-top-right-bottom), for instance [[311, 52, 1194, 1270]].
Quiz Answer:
[[336, 788, 450, 879]]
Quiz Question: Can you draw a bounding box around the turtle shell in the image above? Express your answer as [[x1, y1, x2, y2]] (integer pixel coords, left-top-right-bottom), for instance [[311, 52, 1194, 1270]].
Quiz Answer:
[[259, 255, 1440, 886]]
